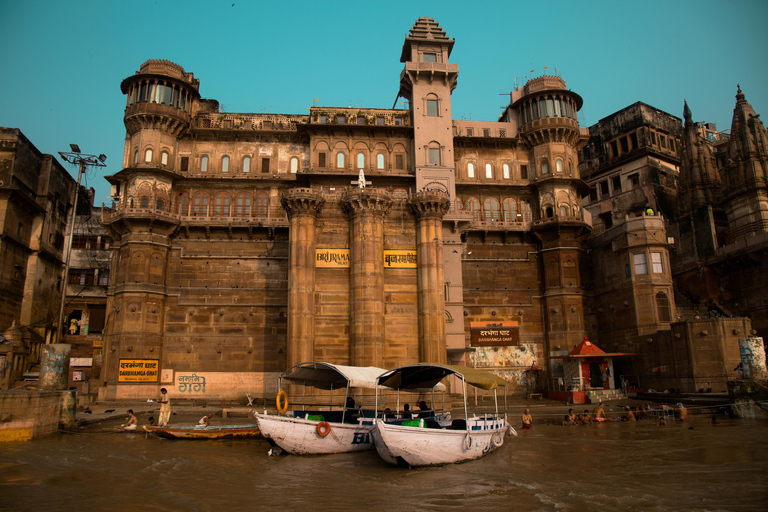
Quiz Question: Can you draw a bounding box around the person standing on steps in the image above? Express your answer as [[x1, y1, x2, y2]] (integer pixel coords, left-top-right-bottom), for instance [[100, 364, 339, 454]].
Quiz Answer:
[[158, 388, 171, 427]]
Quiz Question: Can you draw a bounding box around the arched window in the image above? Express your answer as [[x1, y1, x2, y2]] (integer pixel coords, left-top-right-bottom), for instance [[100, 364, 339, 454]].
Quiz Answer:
[[156, 199, 164, 211], [376, 153, 385, 170], [144, 149, 153, 163], [140, 198, 149, 209], [243, 156, 251, 173], [255, 192, 269, 219], [133, 150, 139, 165], [191, 192, 209, 217], [428, 142, 440, 166], [336, 152, 345, 169], [541, 160, 549, 174], [484, 197, 500, 221], [393, 189, 408, 201], [290, 157, 299, 173], [221, 156, 229, 173], [426, 94, 439, 117], [213, 192, 231, 218], [234, 192, 252, 217], [356, 152, 365, 169], [560, 205, 569, 217], [455, 199, 463, 210], [485, 163, 493, 179], [656, 292, 671, 323], [161, 151, 169, 166], [503, 163, 510, 179], [545, 206, 554, 218], [466, 197, 480, 222], [520, 199, 532, 223], [503, 198, 517, 222], [556, 159, 563, 173], [200, 156, 208, 172], [467, 162, 475, 178], [177, 192, 189, 215]]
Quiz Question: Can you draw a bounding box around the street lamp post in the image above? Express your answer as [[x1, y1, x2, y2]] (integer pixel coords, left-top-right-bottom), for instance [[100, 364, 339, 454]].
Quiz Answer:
[[56, 144, 107, 342]]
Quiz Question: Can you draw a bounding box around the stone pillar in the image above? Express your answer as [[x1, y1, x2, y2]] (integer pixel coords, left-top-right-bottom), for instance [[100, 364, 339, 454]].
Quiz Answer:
[[39, 343, 71, 391], [342, 189, 392, 367], [282, 189, 325, 368], [409, 190, 450, 364]]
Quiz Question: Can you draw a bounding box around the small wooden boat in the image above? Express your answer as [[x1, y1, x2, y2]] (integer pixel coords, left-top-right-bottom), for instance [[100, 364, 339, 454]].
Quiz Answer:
[[254, 362, 388, 455], [142, 424, 260, 439], [372, 364, 516, 467]]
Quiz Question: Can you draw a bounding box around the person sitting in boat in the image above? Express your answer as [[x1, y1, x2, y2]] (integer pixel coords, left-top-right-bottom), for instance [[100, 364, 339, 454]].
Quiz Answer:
[[197, 413, 213, 428], [417, 400, 432, 418], [344, 396, 361, 423], [147, 416, 156, 426], [402, 403, 412, 419], [120, 409, 138, 431]]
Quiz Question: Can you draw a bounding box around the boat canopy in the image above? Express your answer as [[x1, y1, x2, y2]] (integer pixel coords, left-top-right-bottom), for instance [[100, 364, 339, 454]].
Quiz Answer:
[[281, 362, 389, 390], [377, 364, 508, 391]]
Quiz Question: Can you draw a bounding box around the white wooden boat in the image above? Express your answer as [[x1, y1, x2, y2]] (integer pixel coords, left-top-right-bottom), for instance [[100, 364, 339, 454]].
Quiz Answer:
[[372, 364, 516, 467], [253, 362, 387, 455]]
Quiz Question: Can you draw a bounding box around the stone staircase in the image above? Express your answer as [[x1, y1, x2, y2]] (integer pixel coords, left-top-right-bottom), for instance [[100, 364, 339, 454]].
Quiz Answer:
[[588, 388, 625, 402]]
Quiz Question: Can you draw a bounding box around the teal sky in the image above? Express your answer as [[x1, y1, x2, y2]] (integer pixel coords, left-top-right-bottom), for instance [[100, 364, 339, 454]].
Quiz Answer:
[[1, 0, 766, 204]]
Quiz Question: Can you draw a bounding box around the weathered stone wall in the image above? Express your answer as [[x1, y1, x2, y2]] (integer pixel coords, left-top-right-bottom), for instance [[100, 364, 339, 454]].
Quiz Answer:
[[0, 390, 66, 441]]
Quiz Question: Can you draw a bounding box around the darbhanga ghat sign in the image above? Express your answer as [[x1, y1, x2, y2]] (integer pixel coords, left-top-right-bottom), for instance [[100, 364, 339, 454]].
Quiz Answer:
[[118, 359, 159, 382], [470, 321, 519, 346]]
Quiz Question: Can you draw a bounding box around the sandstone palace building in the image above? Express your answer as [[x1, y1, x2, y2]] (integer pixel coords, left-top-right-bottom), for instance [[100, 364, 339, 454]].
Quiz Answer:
[[98, 18, 767, 401]]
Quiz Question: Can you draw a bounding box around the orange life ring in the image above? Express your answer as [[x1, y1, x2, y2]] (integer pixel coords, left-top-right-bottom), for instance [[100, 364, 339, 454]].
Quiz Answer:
[[276, 390, 288, 414], [316, 421, 331, 437]]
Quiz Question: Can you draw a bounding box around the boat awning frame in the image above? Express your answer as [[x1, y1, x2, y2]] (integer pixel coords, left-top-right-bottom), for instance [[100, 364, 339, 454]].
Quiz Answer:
[[280, 361, 389, 390], [377, 363, 508, 391]]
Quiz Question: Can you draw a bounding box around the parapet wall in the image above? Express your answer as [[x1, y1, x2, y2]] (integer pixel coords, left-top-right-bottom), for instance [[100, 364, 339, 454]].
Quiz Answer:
[[0, 390, 67, 441]]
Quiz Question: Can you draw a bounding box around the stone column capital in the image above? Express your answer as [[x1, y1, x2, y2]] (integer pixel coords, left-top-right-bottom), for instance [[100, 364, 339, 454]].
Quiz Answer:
[[341, 189, 392, 218], [281, 188, 325, 219], [408, 190, 450, 220]]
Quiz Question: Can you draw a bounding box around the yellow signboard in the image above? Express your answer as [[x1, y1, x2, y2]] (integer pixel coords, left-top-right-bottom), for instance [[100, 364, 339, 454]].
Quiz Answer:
[[315, 248, 350, 268], [384, 250, 417, 268], [118, 359, 159, 382]]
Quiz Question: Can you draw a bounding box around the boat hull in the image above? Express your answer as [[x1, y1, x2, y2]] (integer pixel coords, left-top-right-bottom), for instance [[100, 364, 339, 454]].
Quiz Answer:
[[254, 413, 374, 455], [143, 425, 260, 439], [372, 418, 509, 467]]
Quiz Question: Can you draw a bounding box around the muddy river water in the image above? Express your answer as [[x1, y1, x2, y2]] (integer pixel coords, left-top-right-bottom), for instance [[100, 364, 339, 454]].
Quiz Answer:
[[1, 418, 766, 511]]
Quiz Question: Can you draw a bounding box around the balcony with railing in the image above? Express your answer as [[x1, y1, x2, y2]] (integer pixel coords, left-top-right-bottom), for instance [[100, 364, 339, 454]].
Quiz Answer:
[[194, 112, 306, 131]]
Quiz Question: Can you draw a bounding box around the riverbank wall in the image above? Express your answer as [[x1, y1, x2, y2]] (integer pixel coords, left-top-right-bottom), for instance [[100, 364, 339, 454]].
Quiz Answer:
[[0, 390, 74, 441]]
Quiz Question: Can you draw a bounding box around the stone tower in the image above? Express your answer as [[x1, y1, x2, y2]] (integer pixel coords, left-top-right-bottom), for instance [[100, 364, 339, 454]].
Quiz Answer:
[[100, 60, 199, 399], [398, 17, 456, 363], [720, 85, 768, 242], [513, 76, 590, 352]]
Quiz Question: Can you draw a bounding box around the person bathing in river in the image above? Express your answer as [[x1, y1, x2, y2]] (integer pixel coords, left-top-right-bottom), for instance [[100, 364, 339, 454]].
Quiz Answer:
[[521, 409, 533, 429], [592, 403, 606, 422], [567, 408, 577, 425], [676, 403, 689, 422], [622, 406, 636, 422], [120, 409, 138, 431]]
